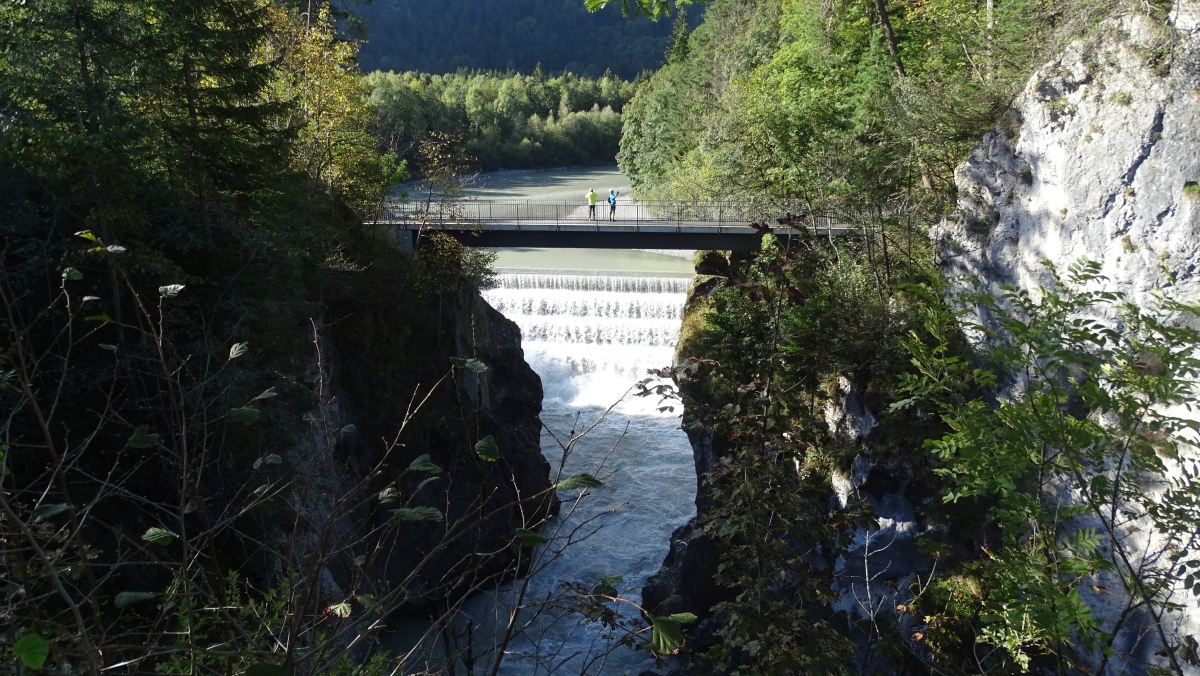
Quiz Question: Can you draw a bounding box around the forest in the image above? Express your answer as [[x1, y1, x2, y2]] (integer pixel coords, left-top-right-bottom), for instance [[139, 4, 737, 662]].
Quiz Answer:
[[368, 70, 638, 171], [354, 0, 690, 79], [3, 0, 1200, 673], [609, 0, 1200, 673]]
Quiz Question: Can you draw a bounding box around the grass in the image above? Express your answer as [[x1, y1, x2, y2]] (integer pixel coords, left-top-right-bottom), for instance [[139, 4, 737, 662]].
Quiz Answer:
[[1184, 182, 1200, 200]]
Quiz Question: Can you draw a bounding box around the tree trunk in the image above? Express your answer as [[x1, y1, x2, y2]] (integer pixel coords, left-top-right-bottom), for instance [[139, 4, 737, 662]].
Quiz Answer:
[[872, 0, 906, 79]]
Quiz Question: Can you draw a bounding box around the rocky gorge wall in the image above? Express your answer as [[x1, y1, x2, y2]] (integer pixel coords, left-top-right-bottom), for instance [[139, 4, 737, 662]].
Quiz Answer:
[[644, 1, 1200, 673], [932, 0, 1200, 669], [270, 285, 555, 622]]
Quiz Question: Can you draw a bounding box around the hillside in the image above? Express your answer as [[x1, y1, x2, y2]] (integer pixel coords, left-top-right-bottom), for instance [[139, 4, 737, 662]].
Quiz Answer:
[[354, 0, 693, 78]]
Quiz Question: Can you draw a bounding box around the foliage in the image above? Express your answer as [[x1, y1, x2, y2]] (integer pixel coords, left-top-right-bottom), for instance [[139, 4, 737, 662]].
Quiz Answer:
[[368, 70, 636, 171], [356, 0, 690, 78], [897, 260, 1200, 673], [264, 5, 406, 217], [640, 229, 936, 674], [618, 0, 1114, 213]]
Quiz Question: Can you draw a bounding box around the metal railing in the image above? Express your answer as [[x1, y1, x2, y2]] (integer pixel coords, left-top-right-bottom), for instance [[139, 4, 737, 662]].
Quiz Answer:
[[380, 199, 853, 231]]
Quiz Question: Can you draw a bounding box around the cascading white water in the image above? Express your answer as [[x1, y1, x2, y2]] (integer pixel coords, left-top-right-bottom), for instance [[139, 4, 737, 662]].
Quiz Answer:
[[469, 270, 698, 675]]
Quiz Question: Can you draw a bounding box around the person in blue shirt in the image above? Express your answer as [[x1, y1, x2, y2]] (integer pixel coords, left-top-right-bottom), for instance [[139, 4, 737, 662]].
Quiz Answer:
[[608, 189, 618, 221]]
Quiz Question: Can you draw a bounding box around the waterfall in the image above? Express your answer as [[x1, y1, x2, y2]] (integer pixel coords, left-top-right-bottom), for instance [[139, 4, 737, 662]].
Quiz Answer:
[[467, 270, 698, 674]]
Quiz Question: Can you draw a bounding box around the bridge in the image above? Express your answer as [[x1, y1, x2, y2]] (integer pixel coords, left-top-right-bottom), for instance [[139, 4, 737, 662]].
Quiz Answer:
[[378, 200, 859, 250]]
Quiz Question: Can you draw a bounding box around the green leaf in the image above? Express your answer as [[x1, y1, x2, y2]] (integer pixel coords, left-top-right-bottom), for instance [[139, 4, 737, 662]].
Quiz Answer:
[[34, 503, 70, 521], [516, 528, 548, 547], [114, 591, 155, 608], [158, 284, 184, 297], [128, 424, 160, 449], [451, 357, 489, 373], [353, 555, 366, 567], [416, 476, 441, 491], [340, 424, 356, 435], [141, 527, 177, 546], [669, 612, 698, 624], [99, 343, 118, 352], [84, 314, 112, 322], [392, 506, 443, 522], [244, 664, 285, 676], [649, 615, 685, 655], [408, 454, 442, 474], [378, 487, 400, 503], [62, 267, 82, 281], [555, 474, 603, 491], [13, 632, 49, 669], [75, 230, 98, 242], [183, 498, 200, 514], [325, 601, 351, 618], [106, 245, 127, 255], [475, 435, 500, 462], [230, 407, 260, 425], [229, 342, 249, 359], [253, 387, 278, 401], [252, 454, 282, 470], [592, 573, 623, 597]]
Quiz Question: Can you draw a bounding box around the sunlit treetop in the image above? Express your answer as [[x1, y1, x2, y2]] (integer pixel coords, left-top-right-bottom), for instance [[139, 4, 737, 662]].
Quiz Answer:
[[584, 0, 696, 20]]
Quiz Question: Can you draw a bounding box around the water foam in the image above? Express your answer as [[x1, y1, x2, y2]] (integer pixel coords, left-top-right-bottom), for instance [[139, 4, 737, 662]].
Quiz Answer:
[[466, 271, 697, 674]]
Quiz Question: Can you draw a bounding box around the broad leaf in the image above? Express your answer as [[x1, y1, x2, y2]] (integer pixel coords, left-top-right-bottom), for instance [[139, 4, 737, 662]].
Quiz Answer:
[[142, 527, 177, 546], [13, 633, 49, 669], [649, 615, 685, 655], [451, 357, 489, 373], [416, 476, 441, 491], [340, 424, 356, 435], [115, 591, 155, 608], [99, 343, 118, 352], [516, 528, 548, 547], [592, 573, 623, 597], [158, 284, 184, 297], [230, 407, 260, 425], [253, 387, 278, 401], [392, 506, 443, 522], [252, 454, 282, 470], [324, 602, 351, 618], [669, 612, 698, 624], [555, 474, 603, 491], [62, 267, 82, 281], [475, 435, 500, 462], [34, 503, 70, 521], [409, 454, 442, 474], [75, 230, 98, 242], [229, 342, 249, 359], [128, 424, 160, 449]]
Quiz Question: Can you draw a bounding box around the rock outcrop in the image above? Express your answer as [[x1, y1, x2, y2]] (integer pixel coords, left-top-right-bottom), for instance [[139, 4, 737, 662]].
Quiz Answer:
[[935, 1, 1200, 671], [933, 2, 1200, 312], [276, 285, 554, 617]]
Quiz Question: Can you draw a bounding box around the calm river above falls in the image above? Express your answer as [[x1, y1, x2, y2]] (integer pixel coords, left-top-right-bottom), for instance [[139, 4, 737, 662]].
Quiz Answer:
[[391, 168, 699, 675]]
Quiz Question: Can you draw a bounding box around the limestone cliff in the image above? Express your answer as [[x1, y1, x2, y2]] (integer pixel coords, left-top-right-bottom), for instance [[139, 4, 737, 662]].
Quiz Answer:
[[934, 1, 1200, 670]]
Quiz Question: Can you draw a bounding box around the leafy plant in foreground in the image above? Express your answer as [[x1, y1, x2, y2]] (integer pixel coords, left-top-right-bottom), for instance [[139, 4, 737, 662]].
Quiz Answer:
[[897, 260, 1200, 674]]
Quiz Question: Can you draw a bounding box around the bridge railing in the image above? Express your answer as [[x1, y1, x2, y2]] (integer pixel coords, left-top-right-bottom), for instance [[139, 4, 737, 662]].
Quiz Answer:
[[380, 199, 851, 229]]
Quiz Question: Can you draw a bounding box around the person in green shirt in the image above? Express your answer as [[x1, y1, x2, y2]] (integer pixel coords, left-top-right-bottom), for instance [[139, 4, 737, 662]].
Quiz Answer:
[[587, 188, 598, 220]]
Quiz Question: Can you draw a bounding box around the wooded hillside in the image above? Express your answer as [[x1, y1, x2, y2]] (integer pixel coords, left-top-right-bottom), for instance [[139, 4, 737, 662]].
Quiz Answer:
[[355, 0, 695, 79]]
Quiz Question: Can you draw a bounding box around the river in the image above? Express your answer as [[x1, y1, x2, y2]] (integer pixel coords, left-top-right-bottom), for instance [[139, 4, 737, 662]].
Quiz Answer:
[[392, 168, 698, 675]]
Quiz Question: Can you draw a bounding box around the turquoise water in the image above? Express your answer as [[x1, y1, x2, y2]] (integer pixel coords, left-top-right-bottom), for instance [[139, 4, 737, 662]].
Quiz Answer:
[[461, 166, 631, 202]]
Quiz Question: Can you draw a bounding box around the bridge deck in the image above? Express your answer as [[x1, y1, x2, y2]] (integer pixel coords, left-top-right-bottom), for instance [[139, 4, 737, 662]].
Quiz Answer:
[[377, 200, 860, 250]]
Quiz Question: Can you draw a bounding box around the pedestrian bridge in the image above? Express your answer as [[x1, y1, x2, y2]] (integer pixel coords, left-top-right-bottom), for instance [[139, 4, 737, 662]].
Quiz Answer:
[[378, 200, 859, 250]]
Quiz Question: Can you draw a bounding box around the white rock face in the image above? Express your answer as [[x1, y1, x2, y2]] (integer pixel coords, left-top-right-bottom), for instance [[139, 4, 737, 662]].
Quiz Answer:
[[933, 2, 1200, 311], [935, 3, 1200, 673]]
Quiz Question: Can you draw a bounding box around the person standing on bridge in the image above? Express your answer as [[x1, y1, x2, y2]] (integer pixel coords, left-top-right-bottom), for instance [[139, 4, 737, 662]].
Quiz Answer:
[[587, 188, 598, 220], [608, 189, 618, 221]]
